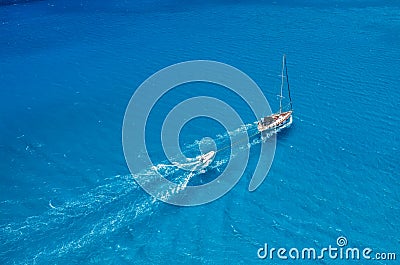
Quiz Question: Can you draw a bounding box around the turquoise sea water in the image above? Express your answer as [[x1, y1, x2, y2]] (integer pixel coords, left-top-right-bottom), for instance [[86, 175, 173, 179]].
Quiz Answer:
[[1, 0, 399, 264]]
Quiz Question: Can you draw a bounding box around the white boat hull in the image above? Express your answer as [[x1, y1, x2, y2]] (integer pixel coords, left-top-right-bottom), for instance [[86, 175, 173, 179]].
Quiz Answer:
[[257, 111, 293, 133]]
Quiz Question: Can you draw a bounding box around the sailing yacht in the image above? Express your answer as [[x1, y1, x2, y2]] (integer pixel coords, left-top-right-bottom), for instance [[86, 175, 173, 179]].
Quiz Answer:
[[257, 55, 293, 133]]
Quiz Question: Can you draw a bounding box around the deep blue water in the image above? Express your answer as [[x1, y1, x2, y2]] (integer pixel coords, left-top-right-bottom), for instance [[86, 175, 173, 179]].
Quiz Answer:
[[1, 0, 399, 264]]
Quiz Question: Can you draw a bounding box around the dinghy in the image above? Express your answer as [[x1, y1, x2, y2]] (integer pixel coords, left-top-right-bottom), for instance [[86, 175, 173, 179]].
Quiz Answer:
[[172, 151, 216, 172]]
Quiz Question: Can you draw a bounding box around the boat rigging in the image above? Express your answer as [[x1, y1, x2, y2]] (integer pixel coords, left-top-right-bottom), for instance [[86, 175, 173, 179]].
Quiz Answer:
[[257, 54, 293, 133], [174, 55, 294, 171]]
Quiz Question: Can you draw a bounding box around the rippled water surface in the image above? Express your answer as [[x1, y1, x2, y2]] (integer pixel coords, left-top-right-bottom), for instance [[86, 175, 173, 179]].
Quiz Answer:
[[0, 0, 399, 264]]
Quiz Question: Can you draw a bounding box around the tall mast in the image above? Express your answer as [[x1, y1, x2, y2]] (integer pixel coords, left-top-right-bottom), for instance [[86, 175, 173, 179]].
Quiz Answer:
[[284, 55, 293, 111], [279, 54, 285, 113]]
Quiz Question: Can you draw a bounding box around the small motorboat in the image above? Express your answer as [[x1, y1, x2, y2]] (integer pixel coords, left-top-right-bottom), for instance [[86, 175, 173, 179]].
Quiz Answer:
[[172, 151, 216, 172], [197, 151, 216, 168]]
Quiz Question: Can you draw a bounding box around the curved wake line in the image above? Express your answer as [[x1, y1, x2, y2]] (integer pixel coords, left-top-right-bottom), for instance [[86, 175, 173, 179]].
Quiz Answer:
[[0, 122, 275, 264]]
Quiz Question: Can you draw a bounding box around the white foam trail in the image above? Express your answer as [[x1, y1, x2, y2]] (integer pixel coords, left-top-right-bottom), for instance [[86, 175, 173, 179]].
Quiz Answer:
[[1, 123, 278, 264]]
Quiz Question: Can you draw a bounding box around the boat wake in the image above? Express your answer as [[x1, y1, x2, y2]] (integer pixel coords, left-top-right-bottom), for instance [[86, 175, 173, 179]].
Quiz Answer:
[[0, 122, 276, 264]]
